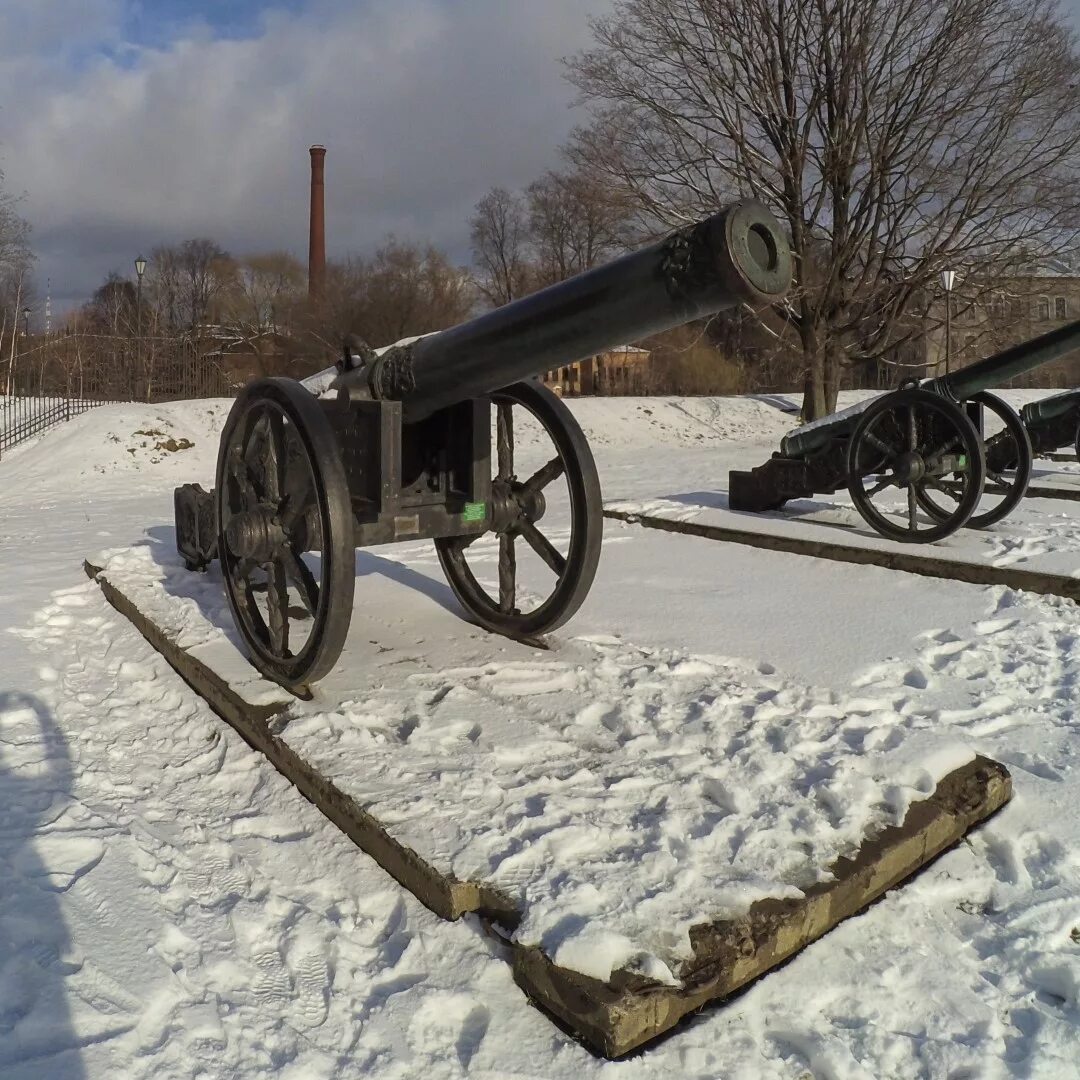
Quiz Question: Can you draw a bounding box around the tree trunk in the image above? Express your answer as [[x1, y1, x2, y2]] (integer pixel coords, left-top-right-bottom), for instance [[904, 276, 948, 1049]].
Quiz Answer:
[[799, 321, 828, 421], [823, 344, 842, 415]]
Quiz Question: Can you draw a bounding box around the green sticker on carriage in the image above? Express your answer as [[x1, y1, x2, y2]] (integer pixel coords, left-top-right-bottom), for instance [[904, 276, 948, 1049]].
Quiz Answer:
[[462, 502, 487, 522], [958, 455, 967, 468]]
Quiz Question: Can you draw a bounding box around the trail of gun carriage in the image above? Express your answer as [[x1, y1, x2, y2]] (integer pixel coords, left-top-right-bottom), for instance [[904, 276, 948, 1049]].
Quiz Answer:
[[4, 1, 1080, 1076]]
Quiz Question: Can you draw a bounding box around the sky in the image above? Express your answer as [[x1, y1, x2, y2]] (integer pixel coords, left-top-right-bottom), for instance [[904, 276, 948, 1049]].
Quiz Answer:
[[2, 0, 1078, 319], [0, 0, 613, 317]]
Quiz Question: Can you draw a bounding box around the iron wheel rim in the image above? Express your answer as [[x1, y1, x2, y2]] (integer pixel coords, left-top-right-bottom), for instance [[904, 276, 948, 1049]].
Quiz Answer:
[[847, 388, 986, 543], [916, 391, 1031, 529], [435, 380, 602, 637], [216, 378, 354, 689]]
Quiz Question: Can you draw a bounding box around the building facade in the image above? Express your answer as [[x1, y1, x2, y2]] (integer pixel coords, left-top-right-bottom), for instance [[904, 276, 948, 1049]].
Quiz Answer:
[[542, 346, 652, 396], [928, 259, 1080, 387]]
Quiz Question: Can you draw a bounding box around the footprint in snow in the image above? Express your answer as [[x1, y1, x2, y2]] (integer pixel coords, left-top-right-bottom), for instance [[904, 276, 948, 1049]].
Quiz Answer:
[[288, 939, 330, 1030]]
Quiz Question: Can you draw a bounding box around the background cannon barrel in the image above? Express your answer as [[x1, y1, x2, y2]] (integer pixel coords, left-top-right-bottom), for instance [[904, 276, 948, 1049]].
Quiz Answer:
[[781, 316, 1080, 459], [342, 200, 792, 422], [930, 316, 1080, 402]]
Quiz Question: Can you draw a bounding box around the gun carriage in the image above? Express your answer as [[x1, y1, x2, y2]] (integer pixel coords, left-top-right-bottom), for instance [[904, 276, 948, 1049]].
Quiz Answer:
[[730, 318, 1080, 543], [175, 201, 792, 690]]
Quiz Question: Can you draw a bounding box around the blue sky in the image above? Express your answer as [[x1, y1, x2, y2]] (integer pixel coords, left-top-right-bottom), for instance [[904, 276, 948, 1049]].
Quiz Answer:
[[122, 0, 308, 46]]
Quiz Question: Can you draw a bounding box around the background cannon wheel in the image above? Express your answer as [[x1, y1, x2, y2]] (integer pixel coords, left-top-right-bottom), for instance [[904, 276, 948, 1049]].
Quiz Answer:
[[847, 387, 986, 543], [216, 378, 354, 690], [916, 391, 1032, 529], [435, 380, 602, 638]]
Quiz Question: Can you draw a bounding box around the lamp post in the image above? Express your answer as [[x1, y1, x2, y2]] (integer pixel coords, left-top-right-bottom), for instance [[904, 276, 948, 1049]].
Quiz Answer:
[[941, 269, 956, 377], [21, 306, 30, 338], [135, 256, 147, 399]]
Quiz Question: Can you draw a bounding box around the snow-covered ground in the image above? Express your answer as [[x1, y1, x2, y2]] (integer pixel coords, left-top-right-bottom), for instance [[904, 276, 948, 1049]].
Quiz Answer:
[[2, 394, 1080, 1078]]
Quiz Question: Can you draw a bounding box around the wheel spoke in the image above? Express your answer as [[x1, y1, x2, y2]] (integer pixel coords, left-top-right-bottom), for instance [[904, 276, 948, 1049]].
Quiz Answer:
[[908, 406, 917, 453], [925, 478, 962, 502], [519, 519, 567, 576], [907, 484, 918, 531], [265, 411, 287, 503], [266, 561, 290, 656], [523, 456, 565, 494], [244, 416, 272, 498], [498, 532, 517, 613], [280, 466, 315, 534], [497, 402, 514, 480], [863, 430, 900, 458], [283, 550, 319, 616]]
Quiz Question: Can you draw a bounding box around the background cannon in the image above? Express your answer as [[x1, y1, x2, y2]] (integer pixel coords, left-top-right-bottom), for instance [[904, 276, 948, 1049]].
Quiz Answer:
[[175, 200, 793, 689], [730, 318, 1080, 543], [987, 389, 1080, 469]]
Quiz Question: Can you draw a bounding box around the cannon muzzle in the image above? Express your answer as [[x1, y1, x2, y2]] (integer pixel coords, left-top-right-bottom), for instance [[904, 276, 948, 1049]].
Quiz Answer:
[[335, 199, 792, 421]]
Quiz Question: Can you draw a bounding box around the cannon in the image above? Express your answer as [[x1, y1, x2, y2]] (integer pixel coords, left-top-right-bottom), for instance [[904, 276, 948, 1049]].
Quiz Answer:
[[174, 200, 792, 689], [996, 389, 1080, 467], [730, 318, 1080, 543]]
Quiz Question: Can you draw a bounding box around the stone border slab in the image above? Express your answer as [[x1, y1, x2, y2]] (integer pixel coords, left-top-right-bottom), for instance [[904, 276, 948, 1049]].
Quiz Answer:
[[84, 558, 1012, 1059], [604, 508, 1080, 604], [83, 559, 509, 924], [1026, 483, 1080, 503]]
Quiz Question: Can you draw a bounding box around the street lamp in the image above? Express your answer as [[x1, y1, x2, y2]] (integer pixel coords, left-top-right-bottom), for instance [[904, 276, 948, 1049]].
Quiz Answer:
[[134, 255, 146, 329], [941, 269, 957, 376], [135, 256, 147, 399], [22, 306, 30, 338]]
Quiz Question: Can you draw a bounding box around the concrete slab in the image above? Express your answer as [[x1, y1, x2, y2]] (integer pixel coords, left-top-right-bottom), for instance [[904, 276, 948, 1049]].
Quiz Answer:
[[604, 506, 1080, 603]]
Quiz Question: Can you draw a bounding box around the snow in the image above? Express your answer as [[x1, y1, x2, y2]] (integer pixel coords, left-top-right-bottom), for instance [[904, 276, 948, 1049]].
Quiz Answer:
[[86, 542, 985, 986], [2, 392, 1080, 1076]]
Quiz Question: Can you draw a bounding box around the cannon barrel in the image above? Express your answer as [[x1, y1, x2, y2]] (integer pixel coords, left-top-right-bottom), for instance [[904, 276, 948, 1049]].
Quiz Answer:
[[781, 316, 1080, 459], [337, 200, 792, 422], [929, 316, 1080, 401]]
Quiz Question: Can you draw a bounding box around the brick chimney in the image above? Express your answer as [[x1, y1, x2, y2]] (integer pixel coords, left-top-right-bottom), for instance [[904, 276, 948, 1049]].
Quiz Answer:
[[308, 144, 326, 304]]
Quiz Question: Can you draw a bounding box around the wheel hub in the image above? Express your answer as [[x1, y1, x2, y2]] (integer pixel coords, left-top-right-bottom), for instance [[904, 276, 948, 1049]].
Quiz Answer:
[[893, 451, 926, 484], [514, 482, 546, 524], [490, 480, 547, 533], [225, 507, 288, 561]]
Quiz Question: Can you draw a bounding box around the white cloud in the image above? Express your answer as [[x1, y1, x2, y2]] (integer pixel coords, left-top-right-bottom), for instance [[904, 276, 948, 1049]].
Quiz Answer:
[[0, 0, 612, 308]]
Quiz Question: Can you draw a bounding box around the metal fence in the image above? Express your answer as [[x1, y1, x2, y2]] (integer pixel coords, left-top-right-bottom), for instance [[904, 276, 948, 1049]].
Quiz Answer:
[[0, 333, 232, 459]]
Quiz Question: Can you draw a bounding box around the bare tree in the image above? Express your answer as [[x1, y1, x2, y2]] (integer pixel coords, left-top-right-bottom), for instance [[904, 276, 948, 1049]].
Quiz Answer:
[[83, 273, 138, 335], [526, 169, 629, 287], [223, 252, 306, 376], [179, 239, 236, 330], [469, 188, 531, 306], [567, 0, 1080, 418], [145, 244, 184, 333], [0, 177, 34, 395], [323, 238, 475, 349]]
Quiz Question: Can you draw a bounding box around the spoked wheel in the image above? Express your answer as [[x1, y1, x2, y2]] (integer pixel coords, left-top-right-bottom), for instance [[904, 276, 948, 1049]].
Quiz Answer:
[[435, 380, 602, 638], [216, 378, 355, 690], [919, 391, 1032, 529], [847, 387, 986, 543]]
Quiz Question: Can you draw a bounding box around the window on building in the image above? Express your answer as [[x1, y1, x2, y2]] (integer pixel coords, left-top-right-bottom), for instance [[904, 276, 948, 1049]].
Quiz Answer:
[[1038, 296, 1051, 320], [1056, 296, 1067, 320]]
